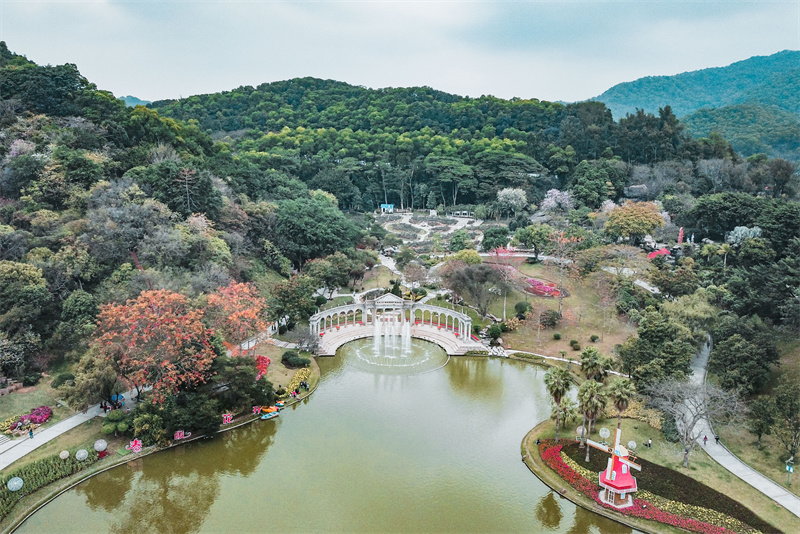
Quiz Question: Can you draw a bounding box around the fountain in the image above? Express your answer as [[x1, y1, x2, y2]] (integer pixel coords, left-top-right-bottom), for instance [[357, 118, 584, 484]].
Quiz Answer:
[[343, 312, 445, 375]]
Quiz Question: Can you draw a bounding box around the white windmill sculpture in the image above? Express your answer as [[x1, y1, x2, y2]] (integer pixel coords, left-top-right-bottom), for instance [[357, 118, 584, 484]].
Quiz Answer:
[[586, 427, 642, 509]]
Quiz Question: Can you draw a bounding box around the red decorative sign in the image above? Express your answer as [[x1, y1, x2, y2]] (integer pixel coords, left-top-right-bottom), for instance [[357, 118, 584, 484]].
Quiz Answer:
[[126, 439, 143, 453], [174, 430, 193, 440], [253, 406, 262, 415], [222, 413, 233, 424]]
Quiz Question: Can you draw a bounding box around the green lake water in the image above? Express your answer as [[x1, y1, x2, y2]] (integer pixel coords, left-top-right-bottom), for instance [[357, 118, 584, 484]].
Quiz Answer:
[[18, 339, 634, 533]]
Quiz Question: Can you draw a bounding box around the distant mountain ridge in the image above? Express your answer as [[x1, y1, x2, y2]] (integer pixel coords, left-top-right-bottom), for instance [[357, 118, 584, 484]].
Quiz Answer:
[[119, 95, 151, 107], [593, 50, 800, 118], [593, 50, 800, 159]]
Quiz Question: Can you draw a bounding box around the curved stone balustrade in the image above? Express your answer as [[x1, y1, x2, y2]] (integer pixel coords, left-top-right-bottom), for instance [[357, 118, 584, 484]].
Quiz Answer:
[[309, 294, 485, 356]]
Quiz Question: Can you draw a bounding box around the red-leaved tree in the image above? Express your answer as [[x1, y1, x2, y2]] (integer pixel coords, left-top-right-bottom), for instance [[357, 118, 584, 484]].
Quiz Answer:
[[206, 281, 270, 355], [95, 289, 216, 402]]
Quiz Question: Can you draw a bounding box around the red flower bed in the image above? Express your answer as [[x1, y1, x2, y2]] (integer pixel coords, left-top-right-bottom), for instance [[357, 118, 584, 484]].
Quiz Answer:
[[537, 440, 738, 534], [526, 278, 561, 297]]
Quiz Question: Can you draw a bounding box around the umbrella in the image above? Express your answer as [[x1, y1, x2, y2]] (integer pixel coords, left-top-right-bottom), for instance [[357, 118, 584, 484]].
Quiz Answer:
[[94, 439, 108, 452], [75, 449, 89, 461], [111, 394, 125, 402], [7, 477, 23, 492], [59, 450, 70, 460]]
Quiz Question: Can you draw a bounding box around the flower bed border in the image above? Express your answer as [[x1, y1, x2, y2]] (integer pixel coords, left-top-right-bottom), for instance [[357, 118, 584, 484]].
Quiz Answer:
[[538, 439, 771, 534]]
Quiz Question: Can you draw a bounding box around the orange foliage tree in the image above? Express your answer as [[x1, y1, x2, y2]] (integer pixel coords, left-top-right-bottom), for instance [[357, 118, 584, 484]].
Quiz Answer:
[[206, 281, 270, 354], [95, 289, 216, 402]]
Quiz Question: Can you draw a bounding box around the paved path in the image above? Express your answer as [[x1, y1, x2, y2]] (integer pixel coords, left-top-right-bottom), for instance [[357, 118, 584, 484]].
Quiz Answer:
[[690, 340, 800, 518], [0, 388, 140, 471]]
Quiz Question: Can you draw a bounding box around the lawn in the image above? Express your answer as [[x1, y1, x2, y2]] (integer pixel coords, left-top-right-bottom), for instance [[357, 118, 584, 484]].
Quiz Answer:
[[503, 262, 635, 361], [358, 265, 394, 291], [0, 381, 74, 437], [527, 416, 800, 534]]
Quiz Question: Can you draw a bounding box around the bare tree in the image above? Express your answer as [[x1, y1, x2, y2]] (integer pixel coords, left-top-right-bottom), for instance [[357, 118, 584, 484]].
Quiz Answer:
[[403, 263, 428, 289], [645, 379, 742, 467]]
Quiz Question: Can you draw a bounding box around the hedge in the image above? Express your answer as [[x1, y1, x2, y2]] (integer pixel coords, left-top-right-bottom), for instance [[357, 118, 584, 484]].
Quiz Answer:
[[0, 450, 100, 521]]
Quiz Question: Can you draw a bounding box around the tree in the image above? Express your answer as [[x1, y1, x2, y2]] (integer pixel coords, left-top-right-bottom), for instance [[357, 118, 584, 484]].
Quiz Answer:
[[607, 378, 636, 429], [448, 229, 473, 252], [0, 260, 51, 336], [206, 281, 269, 351], [773, 378, 800, 458], [578, 381, 606, 461], [425, 155, 475, 206], [306, 252, 352, 298], [604, 201, 665, 245], [481, 227, 509, 252], [59, 353, 122, 411], [444, 263, 506, 318], [266, 275, 317, 327], [393, 246, 417, 270], [540, 189, 574, 215], [746, 396, 776, 449], [496, 188, 527, 217], [544, 367, 573, 442], [547, 231, 580, 317], [403, 263, 427, 289], [94, 289, 216, 402], [453, 249, 482, 265], [512, 224, 553, 260], [645, 379, 741, 467], [274, 196, 360, 269]]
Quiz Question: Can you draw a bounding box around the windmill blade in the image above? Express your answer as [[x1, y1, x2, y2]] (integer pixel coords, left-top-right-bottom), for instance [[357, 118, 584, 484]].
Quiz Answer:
[[618, 457, 642, 471], [586, 439, 611, 453]]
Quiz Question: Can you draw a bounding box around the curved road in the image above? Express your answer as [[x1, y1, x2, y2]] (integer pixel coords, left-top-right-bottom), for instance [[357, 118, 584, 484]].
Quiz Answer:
[[691, 340, 800, 517]]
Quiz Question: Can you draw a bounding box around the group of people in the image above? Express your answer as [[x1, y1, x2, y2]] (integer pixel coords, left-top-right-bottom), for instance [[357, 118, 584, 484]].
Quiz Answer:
[[287, 381, 310, 399], [702, 435, 720, 447]]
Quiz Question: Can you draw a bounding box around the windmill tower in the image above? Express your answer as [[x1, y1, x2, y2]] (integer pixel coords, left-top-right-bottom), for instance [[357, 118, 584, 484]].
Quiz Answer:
[[586, 427, 642, 509]]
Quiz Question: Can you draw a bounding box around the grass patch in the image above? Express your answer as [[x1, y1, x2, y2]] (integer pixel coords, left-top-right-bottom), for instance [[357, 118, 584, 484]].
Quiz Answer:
[[505, 262, 634, 362], [0, 382, 74, 438], [529, 418, 799, 534], [359, 265, 394, 291]]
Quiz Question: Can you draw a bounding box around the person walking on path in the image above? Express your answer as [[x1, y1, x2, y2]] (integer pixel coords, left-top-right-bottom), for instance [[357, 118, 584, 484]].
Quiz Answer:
[[703, 435, 708, 447], [28, 429, 33, 439], [715, 435, 720, 445]]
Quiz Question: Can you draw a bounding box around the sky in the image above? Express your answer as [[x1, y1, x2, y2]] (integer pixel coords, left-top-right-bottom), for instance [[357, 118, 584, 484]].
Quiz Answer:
[[2, 1, 799, 103]]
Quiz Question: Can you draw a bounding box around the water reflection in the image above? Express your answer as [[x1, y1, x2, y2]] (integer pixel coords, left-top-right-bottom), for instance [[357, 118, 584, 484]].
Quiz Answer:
[[535, 492, 563, 530], [20, 353, 638, 534]]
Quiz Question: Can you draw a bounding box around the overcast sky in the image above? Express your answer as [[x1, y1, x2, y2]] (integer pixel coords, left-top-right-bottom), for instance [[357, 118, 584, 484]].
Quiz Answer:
[[2, 1, 798, 103]]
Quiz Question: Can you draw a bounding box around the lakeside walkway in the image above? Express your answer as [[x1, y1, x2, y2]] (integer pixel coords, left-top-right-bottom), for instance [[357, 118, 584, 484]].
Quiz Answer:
[[690, 341, 800, 518], [0, 388, 140, 472]]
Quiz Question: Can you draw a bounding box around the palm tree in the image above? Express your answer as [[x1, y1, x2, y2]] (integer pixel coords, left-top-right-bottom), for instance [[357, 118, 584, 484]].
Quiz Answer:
[[578, 381, 607, 462], [607, 378, 637, 429], [544, 367, 572, 442]]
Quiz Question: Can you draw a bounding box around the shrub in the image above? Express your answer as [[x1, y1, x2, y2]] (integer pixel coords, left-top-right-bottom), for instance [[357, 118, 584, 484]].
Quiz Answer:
[[106, 409, 125, 422], [572, 344, 581, 351], [411, 287, 427, 298], [539, 310, 560, 328], [282, 351, 310, 368], [590, 334, 599, 342], [102, 424, 116, 435], [472, 324, 480, 335], [661, 414, 680, 443], [487, 325, 502, 340], [514, 301, 531, 315], [22, 374, 41, 387], [51, 373, 75, 389], [569, 339, 579, 347], [315, 295, 327, 307], [553, 333, 562, 340], [500, 322, 510, 332]]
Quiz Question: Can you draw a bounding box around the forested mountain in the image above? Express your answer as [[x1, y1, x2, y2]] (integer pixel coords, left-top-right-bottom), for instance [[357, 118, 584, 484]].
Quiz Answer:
[[0, 41, 798, 406], [683, 103, 800, 159], [593, 50, 800, 118], [592, 50, 800, 159], [119, 95, 151, 107]]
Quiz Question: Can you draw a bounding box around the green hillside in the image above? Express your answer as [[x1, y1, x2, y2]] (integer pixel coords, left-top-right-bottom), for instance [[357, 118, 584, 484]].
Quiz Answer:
[[593, 50, 800, 119], [683, 103, 800, 159]]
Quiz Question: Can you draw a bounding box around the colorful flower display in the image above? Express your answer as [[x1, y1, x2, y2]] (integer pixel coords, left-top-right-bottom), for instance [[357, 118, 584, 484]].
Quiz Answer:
[[537, 440, 757, 534], [7, 406, 53, 432], [526, 279, 561, 297]]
